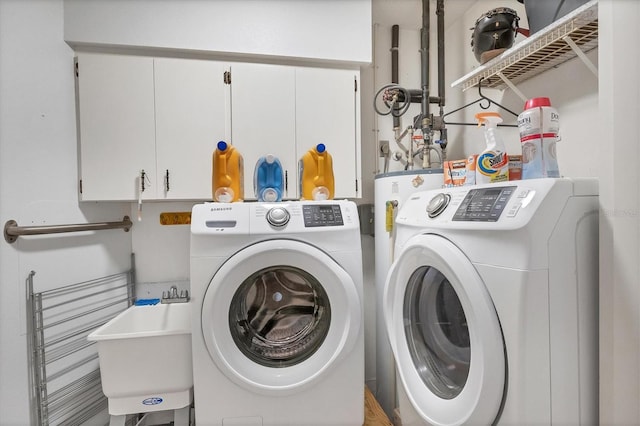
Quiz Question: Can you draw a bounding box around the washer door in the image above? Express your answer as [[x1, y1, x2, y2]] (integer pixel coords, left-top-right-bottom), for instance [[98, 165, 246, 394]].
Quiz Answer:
[[202, 239, 361, 395], [384, 234, 505, 425]]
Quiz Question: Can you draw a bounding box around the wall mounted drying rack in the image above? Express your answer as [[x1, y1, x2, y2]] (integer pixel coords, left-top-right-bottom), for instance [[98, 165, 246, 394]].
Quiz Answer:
[[27, 264, 135, 425], [4, 216, 132, 244], [451, 0, 598, 102]]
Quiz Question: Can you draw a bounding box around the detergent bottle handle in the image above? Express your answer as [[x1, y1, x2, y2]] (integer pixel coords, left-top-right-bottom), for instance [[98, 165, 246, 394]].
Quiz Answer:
[[220, 150, 233, 186], [315, 152, 325, 186]]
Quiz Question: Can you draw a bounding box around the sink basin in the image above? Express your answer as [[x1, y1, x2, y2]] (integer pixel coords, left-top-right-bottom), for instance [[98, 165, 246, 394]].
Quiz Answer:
[[88, 303, 193, 415]]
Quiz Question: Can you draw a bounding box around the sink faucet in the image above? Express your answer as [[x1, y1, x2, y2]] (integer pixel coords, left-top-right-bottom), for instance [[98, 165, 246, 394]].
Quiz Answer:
[[161, 285, 190, 304]]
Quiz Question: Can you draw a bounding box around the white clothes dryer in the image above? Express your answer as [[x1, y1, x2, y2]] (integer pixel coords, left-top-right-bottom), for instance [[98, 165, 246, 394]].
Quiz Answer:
[[384, 178, 599, 425], [190, 200, 364, 426]]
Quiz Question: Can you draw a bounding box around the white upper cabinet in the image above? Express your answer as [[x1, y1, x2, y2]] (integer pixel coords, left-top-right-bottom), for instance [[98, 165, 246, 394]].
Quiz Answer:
[[296, 67, 361, 199], [76, 53, 229, 201], [76, 53, 361, 201], [154, 58, 229, 200], [76, 53, 156, 201], [230, 64, 361, 200], [229, 63, 297, 200]]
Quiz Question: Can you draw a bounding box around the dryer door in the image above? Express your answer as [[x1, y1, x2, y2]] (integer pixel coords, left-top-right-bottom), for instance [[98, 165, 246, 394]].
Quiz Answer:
[[384, 234, 505, 425], [201, 239, 361, 395]]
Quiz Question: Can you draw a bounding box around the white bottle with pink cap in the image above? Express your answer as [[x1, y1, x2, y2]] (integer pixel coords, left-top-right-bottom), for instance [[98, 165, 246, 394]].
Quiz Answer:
[[517, 97, 560, 179]]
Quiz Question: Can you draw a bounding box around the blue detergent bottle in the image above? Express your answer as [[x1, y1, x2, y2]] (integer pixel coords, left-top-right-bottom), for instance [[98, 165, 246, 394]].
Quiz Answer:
[[254, 154, 284, 202]]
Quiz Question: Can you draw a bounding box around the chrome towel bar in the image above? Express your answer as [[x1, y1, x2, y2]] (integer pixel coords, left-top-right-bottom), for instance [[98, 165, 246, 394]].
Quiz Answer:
[[4, 216, 132, 243]]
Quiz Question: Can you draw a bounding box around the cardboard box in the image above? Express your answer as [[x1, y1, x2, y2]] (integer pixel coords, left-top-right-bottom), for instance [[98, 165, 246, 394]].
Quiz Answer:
[[509, 154, 523, 181]]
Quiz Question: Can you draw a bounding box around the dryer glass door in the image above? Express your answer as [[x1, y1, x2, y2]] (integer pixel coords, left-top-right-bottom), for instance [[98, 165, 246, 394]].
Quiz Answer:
[[384, 234, 505, 425], [201, 239, 361, 395], [404, 265, 470, 400]]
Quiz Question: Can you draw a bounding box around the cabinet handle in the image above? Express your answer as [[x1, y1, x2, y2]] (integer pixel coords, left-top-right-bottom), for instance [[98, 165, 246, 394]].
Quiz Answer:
[[165, 169, 170, 192], [285, 170, 288, 197], [141, 170, 147, 192]]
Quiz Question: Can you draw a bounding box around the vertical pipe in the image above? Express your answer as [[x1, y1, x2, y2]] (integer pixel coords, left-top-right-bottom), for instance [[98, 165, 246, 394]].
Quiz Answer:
[[420, 0, 430, 127], [391, 25, 400, 130], [437, 0, 445, 108]]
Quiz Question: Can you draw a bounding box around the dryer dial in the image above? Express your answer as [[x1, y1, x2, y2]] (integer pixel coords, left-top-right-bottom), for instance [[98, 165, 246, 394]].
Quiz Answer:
[[427, 193, 451, 218], [266, 207, 290, 227]]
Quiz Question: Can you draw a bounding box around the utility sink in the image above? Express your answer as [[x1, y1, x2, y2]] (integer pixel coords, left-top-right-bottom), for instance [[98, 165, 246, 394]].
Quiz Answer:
[[88, 303, 193, 416]]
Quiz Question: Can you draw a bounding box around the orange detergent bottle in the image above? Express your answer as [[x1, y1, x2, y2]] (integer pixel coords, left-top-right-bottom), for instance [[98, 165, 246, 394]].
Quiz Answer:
[[212, 140, 244, 202], [299, 143, 335, 200]]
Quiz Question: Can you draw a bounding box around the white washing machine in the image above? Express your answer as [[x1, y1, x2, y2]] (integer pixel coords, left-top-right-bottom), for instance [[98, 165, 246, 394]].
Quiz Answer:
[[190, 200, 364, 426], [383, 178, 599, 425]]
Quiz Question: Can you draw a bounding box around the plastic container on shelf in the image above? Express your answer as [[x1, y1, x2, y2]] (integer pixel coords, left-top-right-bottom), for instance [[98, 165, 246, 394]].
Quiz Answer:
[[475, 112, 510, 184], [254, 154, 284, 202], [517, 97, 560, 179], [212, 140, 244, 202], [517, 0, 590, 34], [299, 143, 335, 200]]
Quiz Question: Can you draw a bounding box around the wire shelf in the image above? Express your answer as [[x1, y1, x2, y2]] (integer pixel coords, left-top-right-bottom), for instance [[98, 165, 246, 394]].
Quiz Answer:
[[451, 0, 598, 91]]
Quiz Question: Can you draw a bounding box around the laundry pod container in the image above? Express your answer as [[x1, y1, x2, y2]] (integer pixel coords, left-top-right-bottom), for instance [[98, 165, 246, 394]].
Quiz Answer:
[[88, 303, 193, 415]]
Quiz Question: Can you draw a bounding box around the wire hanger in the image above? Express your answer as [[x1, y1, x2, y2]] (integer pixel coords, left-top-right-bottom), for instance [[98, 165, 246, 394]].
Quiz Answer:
[[442, 77, 518, 127]]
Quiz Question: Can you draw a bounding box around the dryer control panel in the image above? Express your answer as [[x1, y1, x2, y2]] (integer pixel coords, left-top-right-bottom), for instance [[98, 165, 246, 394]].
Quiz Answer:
[[452, 186, 516, 222]]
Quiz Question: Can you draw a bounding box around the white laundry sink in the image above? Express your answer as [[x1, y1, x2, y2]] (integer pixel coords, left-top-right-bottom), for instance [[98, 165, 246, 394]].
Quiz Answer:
[[88, 303, 193, 415]]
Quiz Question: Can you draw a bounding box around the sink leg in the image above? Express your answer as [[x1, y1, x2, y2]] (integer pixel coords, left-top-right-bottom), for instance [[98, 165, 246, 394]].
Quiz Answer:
[[174, 405, 191, 426], [109, 414, 127, 426]]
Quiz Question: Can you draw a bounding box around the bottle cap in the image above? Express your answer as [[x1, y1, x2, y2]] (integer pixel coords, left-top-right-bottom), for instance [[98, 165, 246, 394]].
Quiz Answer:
[[312, 186, 330, 201], [475, 111, 502, 126], [217, 141, 228, 151], [214, 187, 234, 202], [261, 188, 279, 202], [316, 143, 326, 153], [524, 97, 551, 109], [265, 154, 275, 164]]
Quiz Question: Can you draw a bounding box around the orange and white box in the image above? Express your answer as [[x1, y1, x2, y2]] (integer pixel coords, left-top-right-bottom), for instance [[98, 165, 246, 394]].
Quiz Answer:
[[508, 154, 523, 181], [444, 159, 468, 187]]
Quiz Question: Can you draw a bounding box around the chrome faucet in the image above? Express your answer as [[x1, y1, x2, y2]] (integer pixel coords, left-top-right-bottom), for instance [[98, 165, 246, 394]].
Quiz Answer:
[[161, 285, 190, 304]]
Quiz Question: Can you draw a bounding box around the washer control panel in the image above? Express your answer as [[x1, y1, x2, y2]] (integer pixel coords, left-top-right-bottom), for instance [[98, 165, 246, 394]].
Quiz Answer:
[[190, 200, 359, 235], [302, 204, 344, 227]]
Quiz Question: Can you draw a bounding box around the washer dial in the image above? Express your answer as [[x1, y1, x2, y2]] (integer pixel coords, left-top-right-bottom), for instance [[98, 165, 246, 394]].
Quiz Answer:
[[266, 207, 290, 227]]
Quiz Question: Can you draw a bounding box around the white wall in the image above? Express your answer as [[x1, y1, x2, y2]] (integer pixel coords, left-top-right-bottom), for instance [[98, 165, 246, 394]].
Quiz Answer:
[[0, 0, 132, 422], [63, 0, 372, 65], [599, 1, 640, 424]]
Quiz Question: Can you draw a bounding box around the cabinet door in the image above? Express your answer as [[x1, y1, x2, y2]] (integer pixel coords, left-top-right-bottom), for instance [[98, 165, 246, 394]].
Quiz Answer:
[[154, 58, 230, 200], [296, 68, 361, 198], [76, 53, 156, 201], [230, 63, 297, 200]]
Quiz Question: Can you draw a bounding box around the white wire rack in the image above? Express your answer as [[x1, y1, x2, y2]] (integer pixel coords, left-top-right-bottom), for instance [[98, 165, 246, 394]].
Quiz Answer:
[[452, 0, 598, 93]]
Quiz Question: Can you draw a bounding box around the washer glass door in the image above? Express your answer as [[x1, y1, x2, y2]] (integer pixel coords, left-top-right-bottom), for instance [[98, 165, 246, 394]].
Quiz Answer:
[[229, 264, 331, 368], [384, 234, 505, 425], [202, 239, 361, 395]]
